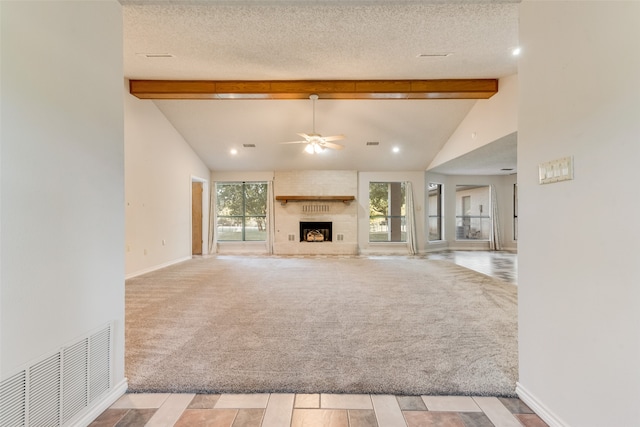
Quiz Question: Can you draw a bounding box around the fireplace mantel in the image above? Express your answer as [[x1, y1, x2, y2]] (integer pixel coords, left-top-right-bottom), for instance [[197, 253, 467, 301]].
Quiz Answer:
[[275, 195, 355, 205]]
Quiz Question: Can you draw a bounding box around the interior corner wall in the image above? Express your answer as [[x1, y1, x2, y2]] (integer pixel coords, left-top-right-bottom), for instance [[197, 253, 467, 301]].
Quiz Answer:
[[124, 84, 211, 278], [428, 74, 518, 171], [1, 0, 125, 393], [518, 2, 640, 426]]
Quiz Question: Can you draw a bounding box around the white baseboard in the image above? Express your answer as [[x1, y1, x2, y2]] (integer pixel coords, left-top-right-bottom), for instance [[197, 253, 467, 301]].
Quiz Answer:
[[126, 256, 192, 279], [516, 382, 570, 427], [71, 378, 128, 427]]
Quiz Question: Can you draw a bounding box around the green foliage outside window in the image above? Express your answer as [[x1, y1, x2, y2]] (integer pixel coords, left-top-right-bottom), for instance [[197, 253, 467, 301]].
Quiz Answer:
[[216, 182, 267, 241], [369, 182, 391, 218], [369, 182, 406, 242]]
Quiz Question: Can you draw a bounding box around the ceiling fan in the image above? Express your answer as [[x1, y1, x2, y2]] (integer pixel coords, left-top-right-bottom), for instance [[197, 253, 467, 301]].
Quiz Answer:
[[280, 94, 345, 154]]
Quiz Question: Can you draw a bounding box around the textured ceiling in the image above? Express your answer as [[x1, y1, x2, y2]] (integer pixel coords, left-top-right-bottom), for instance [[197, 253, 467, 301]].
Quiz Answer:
[[122, 0, 520, 173]]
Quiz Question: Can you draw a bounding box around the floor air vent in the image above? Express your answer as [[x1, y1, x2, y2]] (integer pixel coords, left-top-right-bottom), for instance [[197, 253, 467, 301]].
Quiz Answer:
[[0, 323, 112, 427], [89, 327, 111, 402], [62, 339, 88, 424], [29, 353, 61, 426], [0, 371, 26, 427]]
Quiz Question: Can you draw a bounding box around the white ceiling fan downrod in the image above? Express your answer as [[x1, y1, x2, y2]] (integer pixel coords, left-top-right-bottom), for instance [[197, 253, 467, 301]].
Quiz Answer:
[[310, 94, 318, 136], [305, 94, 324, 154]]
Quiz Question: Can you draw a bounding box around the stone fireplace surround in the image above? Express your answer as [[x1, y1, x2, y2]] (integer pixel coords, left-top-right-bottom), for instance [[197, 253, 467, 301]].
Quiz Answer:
[[273, 170, 358, 255]]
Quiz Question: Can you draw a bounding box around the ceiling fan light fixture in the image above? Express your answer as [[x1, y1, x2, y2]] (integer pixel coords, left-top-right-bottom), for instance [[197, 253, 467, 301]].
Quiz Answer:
[[304, 142, 325, 154], [281, 94, 345, 152]]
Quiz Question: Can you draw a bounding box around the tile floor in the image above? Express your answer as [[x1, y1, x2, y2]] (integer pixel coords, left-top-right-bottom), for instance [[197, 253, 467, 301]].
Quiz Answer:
[[230, 250, 518, 285], [91, 393, 548, 427], [97, 251, 529, 426], [425, 250, 517, 284]]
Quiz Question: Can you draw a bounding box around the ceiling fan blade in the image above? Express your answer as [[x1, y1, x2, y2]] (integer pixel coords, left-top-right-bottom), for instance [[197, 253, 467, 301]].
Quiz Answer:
[[321, 134, 345, 142], [323, 141, 344, 150], [280, 140, 308, 144], [296, 133, 312, 141]]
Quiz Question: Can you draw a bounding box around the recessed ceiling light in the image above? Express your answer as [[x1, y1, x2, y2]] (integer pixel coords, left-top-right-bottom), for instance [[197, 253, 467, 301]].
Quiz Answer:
[[417, 53, 453, 58], [392, 146, 400, 153], [230, 149, 238, 155], [136, 53, 175, 58], [511, 47, 521, 56]]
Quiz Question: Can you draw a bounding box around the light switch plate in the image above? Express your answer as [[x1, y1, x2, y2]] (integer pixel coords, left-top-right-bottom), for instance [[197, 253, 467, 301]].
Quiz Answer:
[[539, 156, 573, 184]]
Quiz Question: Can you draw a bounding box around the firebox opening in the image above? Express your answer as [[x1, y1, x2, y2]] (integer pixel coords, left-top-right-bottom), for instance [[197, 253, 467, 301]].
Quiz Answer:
[[300, 221, 332, 242]]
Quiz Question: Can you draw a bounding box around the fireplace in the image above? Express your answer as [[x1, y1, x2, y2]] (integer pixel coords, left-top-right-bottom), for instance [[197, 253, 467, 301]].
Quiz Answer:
[[300, 221, 332, 242]]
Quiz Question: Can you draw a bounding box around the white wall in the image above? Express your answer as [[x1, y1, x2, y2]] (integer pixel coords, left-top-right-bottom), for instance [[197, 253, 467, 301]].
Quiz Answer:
[[428, 74, 518, 170], [358, 171, 426, 254], [125, 85, 210, 277], [212, 171, 275, 183], [500, 173, 518, 248], [1, 0, 125, 402], [517, 2, 640, 426]]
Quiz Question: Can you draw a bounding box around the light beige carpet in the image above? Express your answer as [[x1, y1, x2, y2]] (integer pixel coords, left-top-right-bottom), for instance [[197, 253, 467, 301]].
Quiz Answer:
[[125, 256, 517, 396]]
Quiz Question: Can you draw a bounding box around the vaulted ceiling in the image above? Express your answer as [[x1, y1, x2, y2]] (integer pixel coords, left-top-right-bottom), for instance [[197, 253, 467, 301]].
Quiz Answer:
[[121, 0, 520, 173]]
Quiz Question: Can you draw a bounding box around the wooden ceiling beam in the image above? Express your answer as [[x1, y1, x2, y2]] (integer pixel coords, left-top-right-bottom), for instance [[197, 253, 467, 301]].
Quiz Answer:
[[129, 79, 498, 100]]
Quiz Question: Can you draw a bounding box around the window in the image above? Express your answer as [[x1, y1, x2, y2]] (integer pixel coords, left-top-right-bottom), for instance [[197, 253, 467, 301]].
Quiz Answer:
[[513, 183, 518, 241], [369, 182, 406, 242], [216, 182, 267, 241], [455, 185, 490, 240], [427, 183, 443, 241]]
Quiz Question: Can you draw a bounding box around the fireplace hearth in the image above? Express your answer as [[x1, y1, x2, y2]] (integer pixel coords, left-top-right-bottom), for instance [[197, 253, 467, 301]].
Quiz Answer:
[[300, 221, 332, 242]]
